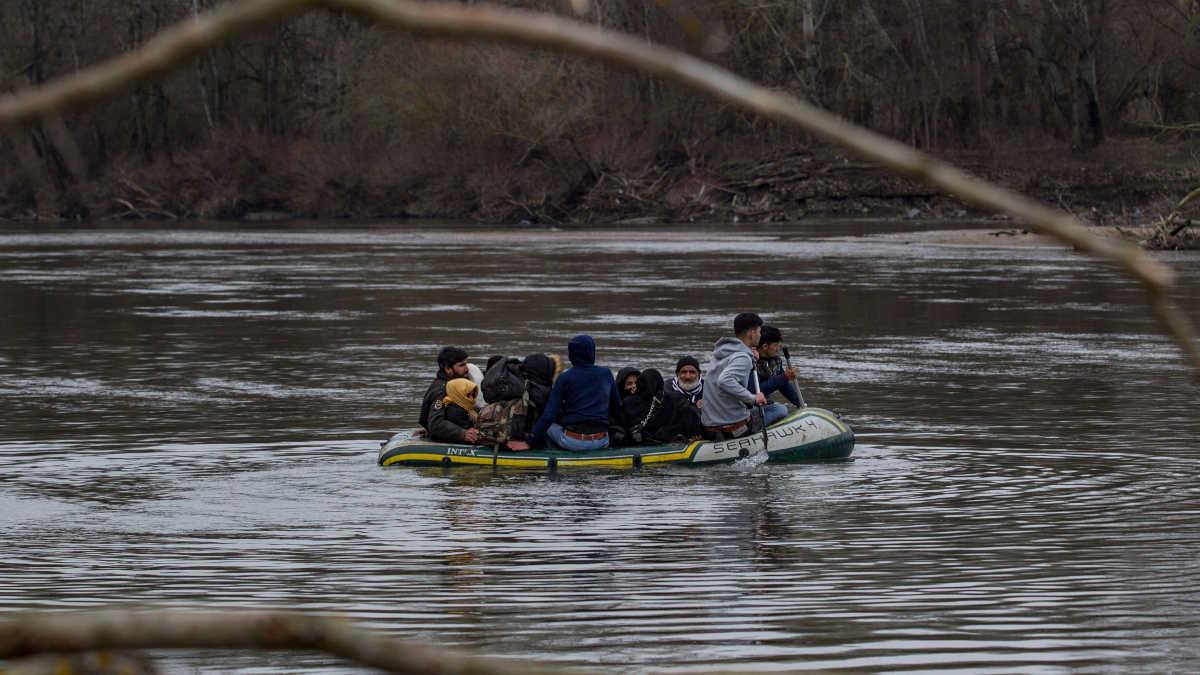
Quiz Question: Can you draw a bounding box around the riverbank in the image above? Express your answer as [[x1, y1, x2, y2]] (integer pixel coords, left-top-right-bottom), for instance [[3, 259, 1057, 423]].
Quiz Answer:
[[3, 136, 1197, 248], [841, 223, 1193, 249]]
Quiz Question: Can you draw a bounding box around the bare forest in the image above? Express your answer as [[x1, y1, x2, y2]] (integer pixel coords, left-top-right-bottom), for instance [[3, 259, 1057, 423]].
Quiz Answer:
[[3, 0, 1200, 224]]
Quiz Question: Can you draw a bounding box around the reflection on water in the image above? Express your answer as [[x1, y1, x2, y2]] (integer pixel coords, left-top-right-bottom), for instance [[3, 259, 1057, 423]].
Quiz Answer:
[[1, 223, 1198, 672]]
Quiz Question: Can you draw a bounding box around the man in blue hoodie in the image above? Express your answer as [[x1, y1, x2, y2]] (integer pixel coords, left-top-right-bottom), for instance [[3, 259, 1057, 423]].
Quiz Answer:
[[526, 334, 622, 451], [700, 313, 767, 440]]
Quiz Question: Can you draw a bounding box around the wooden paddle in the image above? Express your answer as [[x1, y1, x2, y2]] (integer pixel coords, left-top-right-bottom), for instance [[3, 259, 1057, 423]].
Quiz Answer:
[[752, 369, 768, 454], [781, 346, 806, 408]]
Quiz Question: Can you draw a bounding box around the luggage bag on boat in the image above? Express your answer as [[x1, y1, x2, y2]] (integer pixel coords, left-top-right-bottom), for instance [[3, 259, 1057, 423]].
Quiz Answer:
[[481, 357, 525, 403], [476, 398, 528, 445]]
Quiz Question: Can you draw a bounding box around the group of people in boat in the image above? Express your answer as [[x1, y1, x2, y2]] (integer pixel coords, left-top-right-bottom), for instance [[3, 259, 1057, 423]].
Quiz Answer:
[[417, 312, 804, 451]]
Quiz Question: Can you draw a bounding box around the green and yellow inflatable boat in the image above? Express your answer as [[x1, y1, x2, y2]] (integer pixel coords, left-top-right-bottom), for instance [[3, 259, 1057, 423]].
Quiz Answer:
[[378, 407, 853, 469]]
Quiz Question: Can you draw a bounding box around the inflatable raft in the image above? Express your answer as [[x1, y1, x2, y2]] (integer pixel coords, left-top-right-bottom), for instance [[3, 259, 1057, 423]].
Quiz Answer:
[[378, 407, 853, 469]]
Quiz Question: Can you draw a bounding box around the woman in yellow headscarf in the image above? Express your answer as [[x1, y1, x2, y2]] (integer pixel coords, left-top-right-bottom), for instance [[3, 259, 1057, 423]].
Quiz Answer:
[[428, 378, 480, 443], [443, 379, 479, 421]]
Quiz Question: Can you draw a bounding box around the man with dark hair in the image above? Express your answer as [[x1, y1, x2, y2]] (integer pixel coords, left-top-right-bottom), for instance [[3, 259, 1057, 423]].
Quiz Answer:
[[756, 325, 803, 426], [669, 355, 704, 407], [419, 346, 479, 443], [526, 334, 622, 451], [700, 313, 766, 440]]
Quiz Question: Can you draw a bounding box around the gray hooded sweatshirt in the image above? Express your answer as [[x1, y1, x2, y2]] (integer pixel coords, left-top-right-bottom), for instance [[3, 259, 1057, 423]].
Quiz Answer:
[[700, 337, 758, 427]]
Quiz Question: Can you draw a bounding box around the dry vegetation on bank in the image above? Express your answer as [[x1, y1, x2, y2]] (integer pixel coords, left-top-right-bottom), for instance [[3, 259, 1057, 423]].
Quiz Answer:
[[2, 0, 1200, 247]]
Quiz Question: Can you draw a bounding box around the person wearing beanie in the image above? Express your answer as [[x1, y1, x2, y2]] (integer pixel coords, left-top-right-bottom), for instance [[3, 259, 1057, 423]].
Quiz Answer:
[[618, 368, 704, 445], [670, 355, 705, 407], [526, 334, 623, 451]]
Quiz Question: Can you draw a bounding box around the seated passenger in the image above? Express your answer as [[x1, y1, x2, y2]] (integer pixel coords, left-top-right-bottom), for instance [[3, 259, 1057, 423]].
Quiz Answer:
[[428, 379, 482, 444], [419, 346, 474, 441], [467, 362, 487, 409], [669, 356, 705, 407], [616, 367, 640, 401], [661, 379, 704, 442], [522, 352, 560, 433], [526, 335, 622, 451], [621, 368, 703, 445], [756, 325, 802, 426]]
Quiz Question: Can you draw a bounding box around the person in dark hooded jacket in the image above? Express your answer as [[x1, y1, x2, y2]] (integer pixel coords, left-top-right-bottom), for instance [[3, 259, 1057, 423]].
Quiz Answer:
[[619, 368, 661, 445], [616, 367, 640, 401], [521, 353, 558, 435], [526, 335, 622, 451], [620, 368, 703, 445]]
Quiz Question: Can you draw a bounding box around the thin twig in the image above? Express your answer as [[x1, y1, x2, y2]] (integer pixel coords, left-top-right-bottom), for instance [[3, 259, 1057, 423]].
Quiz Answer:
[[1163, 185, 1200, 229], [0, 609, 574, 675], [1152, 293, 1200, 375]]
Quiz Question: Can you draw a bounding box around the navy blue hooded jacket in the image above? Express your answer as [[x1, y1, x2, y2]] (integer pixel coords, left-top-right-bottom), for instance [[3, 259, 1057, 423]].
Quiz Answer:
[[527, 335, 621, 447]]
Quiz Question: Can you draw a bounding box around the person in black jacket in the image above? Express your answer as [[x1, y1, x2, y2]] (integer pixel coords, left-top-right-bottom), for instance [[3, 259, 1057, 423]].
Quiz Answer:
[[429, 379, 482, 444], [522, 353, 558, 428], [615, 367, 640, 401], [620, 368, 703, 445], [669, 355, 705, 408], [419, 346, 478, 443]]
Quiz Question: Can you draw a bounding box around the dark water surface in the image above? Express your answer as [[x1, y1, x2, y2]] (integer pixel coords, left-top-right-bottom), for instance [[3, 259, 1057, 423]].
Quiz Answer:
[[1, 223, 1198, 673]]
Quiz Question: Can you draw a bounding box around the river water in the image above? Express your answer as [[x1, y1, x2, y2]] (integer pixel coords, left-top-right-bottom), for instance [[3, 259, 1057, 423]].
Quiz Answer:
[[1, 223, 1197, 673]]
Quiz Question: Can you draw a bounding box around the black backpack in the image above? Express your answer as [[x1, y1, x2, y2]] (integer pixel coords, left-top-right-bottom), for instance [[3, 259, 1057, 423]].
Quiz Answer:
[[481, 356, 526, 402]]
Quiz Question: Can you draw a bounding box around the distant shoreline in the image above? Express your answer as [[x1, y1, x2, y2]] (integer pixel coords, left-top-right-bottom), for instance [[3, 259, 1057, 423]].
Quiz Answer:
[[3, 219, 1187, 253], [841, 226, 1133, 248]]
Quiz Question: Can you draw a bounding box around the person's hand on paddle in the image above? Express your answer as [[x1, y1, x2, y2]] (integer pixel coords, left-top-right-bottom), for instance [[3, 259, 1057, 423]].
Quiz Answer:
[[754, 391, 767, 406], [784, 366, 797, 381], [463, 428, 480, 443]]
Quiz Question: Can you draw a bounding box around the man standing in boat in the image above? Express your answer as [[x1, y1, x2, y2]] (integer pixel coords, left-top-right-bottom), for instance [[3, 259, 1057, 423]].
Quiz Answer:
[[701, 313, 766, 441], [419, 346, 479, 444], [526, 334, 622, 451]]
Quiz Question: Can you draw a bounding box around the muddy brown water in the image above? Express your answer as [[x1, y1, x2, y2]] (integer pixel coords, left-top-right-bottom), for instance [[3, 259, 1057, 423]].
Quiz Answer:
[[1, 223, 1198, 673]]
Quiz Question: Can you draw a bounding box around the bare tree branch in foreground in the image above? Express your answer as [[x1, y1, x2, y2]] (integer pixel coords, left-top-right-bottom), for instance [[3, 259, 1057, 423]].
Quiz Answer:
[[1163, 185, 1200, 232], [0, 609, 573, 674], [0, 0, 1196, 374]]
